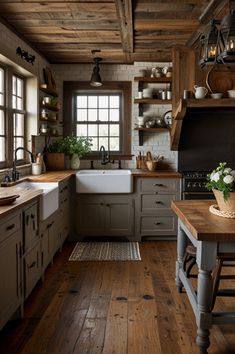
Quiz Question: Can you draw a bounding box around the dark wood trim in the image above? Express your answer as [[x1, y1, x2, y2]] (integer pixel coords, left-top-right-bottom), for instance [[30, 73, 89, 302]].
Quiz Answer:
[[114, 0, 133, 53], [63, 81, 132, 157]]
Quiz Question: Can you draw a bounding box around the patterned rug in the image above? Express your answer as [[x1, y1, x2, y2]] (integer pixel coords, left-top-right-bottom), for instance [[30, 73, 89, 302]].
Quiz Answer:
[[69, 242, 141, 261]]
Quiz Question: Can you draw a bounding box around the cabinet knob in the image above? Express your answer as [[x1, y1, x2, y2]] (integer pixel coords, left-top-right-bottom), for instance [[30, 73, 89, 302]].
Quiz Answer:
[[154, 222, 162, 226], [155, 201, 163, 204], [106, 204, 110, 207], [153, 183, 164, 187], [6, 223, 15, 231]]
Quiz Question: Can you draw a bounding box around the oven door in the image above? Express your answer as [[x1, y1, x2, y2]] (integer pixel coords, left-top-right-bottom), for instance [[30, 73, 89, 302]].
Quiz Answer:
[[182, 192, 214, 200]]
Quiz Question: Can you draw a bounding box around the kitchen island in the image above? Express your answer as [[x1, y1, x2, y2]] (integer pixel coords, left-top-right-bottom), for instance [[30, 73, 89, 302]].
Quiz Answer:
[[171, 200, 235, 354]]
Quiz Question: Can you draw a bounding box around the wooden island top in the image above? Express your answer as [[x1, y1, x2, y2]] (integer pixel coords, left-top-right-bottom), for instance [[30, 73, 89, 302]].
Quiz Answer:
[[171, 200, 235, 241]]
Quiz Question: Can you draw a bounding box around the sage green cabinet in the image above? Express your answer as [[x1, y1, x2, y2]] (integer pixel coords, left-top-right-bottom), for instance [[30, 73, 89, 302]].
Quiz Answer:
[[76, 194, 134, 239], [0, 211, 22, 330], [40, 212, 57, 272], [24, 242, 41, 299], [135, 177, 181, 240], [57, 179, 71, 248]]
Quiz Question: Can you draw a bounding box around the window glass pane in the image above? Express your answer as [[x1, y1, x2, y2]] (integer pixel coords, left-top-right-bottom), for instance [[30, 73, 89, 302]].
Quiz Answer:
[[77, 109, 87, 121], [17, 97, 23, 110], [110, 109, 119, 121], [12, 76, 16, 95], [99, 124, 108, 136], [14, 138, 24, 157], [99, 96, 108, 108], [99, 109, 108, 121], [88, 109, 97, 121], [110, 96, 120, 108], [88, 96, 97, 108], [0, 137, 5, 162], [99, 138, 108, 150], [0, 110, 4, 134], [12, 95, 16, 109], [0, 93, 3, 106], [110, 137, 119, 151], [91, 137, 98, 151], [0, 68, 3, 93], [88, 124, 98, 136], [76, 124, 87, 136], [14, 113, 24, 136], [17, 78, 23, 97], [110, 124, 119, 136], [77, 96, 87, 108]]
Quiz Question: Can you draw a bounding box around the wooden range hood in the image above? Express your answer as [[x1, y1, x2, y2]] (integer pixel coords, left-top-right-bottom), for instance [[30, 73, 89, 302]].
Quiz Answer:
[[170, 48, 235, 151]]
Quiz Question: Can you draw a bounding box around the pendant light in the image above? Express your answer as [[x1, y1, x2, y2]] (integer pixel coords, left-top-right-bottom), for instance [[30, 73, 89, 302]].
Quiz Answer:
[[217, 10, 235, 64], [90, 57, 102, 87], [198, 20, 220, 67]]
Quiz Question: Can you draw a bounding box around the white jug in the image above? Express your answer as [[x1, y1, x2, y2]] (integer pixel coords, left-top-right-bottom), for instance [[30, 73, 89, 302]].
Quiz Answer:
[[194, 85, 208, 99]]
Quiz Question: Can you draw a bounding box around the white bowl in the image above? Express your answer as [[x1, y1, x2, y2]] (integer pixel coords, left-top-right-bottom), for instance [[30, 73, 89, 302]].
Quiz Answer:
[[211, 93, 222, 99], [227, 90, 235, 98]]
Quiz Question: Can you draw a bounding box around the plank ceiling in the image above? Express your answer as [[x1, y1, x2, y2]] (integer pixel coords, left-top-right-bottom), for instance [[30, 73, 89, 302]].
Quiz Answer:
[[0, 0, 229, 64]]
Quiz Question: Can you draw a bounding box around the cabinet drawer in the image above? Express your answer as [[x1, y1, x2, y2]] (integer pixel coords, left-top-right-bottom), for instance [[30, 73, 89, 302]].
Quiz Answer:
[[140, 178, 179, 193], [140, 215, 176, 234], [0, 212, 21, 243], [141, 194, 177, 212]]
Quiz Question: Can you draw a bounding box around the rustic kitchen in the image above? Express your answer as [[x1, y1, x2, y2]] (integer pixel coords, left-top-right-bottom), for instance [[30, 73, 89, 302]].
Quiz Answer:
[[0, 1, 235, 354]]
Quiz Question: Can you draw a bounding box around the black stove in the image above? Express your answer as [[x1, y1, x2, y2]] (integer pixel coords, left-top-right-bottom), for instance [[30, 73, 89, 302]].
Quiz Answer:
[[181, 171, 214, 200]]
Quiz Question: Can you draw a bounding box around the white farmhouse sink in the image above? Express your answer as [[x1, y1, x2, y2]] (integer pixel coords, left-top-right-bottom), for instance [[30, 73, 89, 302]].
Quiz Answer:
[[17, 181, 59, 220], [76, 170, 133, 193]]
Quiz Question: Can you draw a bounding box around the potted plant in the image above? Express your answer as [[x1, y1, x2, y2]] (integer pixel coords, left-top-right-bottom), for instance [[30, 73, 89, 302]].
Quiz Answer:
[[46, 136, 92, 170], [206, 162, 235, 212]]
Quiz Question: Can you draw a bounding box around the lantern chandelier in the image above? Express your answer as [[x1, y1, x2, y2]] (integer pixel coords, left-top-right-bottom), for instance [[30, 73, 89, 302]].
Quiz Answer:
[[199, 3, 235, 67]]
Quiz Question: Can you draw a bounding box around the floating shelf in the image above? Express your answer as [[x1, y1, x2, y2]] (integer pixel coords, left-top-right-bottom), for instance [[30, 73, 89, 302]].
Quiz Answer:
[[134, 127, 170, 146], [134, 76, 172, 83], [39, 118, 58, 124], [134, 98, 172, 104], [41, 103, 60, 112], [39, 86, 58, 97]]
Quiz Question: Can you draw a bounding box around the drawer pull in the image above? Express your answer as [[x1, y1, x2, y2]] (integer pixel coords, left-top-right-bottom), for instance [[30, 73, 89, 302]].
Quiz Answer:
[[155, 201, 163, 204], [154, 222, 162, 226], [31, 213, 35, 219], [153, 183, 164, 187], [28, 261, 36, 269], [106, 204, 110, 207], [6, 223, 15, 231]]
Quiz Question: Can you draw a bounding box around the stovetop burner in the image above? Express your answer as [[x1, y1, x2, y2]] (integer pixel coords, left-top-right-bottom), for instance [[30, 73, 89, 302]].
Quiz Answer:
[[182, 171, 210, 179]]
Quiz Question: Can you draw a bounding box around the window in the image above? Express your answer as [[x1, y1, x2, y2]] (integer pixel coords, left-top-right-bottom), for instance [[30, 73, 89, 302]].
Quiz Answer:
[[0, 67, 5, 163], [12, 75, 25, 160], [75, 94, 121, 152], [64, 81, 131, 157]]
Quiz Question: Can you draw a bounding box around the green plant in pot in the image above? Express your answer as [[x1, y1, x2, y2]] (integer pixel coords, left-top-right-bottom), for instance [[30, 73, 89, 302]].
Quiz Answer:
[[206, 162, 235, 213], [46, 136, 92, 170]]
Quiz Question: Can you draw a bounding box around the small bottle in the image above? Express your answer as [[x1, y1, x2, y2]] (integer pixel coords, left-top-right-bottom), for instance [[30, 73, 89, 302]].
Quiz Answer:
[[161, 90, 166, 100]]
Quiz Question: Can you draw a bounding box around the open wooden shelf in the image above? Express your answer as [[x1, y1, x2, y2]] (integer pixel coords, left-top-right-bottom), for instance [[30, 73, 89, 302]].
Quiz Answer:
[[39, 86, 58, 97], [134, 76, 172, 83], [39, 118, 58, 124], [134, 98, 172, 104], [134, 127, 170, 146], [41, 103, 60, 112]]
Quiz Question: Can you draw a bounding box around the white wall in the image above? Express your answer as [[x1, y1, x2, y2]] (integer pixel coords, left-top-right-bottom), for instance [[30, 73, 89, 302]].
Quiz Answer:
[[52, 62, 178, 170]]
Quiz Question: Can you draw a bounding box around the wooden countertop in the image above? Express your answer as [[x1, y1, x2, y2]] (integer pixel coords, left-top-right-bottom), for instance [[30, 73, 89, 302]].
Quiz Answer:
[[0, 187, 42, 218], [28, 170, 75, 183], [132, 169, 181, 178], [171, 200, 235, 241]]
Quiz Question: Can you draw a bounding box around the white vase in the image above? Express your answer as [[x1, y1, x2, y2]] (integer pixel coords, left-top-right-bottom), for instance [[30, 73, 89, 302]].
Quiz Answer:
[[71, 153, 80, 169]]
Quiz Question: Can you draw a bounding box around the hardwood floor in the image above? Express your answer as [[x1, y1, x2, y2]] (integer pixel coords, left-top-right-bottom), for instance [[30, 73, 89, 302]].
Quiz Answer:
[[0, 241, 235, 354]]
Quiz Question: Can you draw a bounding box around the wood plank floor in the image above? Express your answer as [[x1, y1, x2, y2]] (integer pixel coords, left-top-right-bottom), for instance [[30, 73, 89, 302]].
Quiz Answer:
[[0, 241, 235, 354]]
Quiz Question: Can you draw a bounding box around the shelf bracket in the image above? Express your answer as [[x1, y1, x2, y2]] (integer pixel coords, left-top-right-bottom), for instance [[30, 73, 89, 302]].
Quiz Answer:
[[138, 130, 144, 146]]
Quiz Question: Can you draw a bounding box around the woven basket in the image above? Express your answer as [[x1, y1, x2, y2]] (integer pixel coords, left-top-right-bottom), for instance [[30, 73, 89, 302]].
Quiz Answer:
[[213, 189, 235, 212], [146, 160, 159, 171]]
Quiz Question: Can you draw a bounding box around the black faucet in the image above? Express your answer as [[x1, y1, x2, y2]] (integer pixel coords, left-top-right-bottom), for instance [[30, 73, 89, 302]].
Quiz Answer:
[[100, 145, 110, 165], [12, 147, 35, 181]]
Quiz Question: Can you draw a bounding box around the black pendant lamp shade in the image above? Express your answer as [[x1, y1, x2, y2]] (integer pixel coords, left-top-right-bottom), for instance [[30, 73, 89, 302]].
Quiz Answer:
[[90, 57, 102, 87], [217, 11, 235, 64]]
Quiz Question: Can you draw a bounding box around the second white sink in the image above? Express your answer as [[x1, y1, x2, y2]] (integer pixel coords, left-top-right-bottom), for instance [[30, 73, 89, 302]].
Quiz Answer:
[[17, 181, 59, 220], [76, 170, 133, 193]]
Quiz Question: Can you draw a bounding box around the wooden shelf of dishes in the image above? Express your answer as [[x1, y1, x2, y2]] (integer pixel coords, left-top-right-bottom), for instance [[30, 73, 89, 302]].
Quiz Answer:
[[39, 84, 60, 137], [134, 127, 170, 146]]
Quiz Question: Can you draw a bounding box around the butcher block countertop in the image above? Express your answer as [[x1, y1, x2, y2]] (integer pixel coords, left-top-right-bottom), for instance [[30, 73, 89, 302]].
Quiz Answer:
[[171, 200, 235, 241], [132, 169, 181, 178], [0, 187, 42, 218], [28, 170, 75, 183]]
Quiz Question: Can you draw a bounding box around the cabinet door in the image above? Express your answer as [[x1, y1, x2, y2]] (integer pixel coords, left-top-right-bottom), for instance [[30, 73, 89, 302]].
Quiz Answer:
[[24, 242, 41, 299], [41, 217, 56, 271], [76, 196, 105, 236], [105, 196, 134, 236], [24, 202, 39, 252], [0, 231, 21, 330]]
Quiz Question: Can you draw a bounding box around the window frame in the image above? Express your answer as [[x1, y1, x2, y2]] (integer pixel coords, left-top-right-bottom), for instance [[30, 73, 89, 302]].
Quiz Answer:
[[0, 66, 6, 167], [63, 81, 132, 158]]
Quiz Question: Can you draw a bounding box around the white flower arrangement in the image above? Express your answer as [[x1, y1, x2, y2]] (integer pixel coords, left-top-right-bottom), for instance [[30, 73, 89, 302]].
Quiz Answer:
[[206, 162, 235, 200]]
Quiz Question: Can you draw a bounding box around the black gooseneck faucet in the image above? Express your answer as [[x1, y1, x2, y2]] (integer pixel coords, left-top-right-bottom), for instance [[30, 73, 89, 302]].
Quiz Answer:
[[100, 145, 110, 165], [12, 147, 35, 181]]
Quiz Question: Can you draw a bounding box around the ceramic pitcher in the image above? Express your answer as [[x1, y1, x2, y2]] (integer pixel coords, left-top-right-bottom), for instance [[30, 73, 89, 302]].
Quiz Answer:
[[194, 85, 208, 99]]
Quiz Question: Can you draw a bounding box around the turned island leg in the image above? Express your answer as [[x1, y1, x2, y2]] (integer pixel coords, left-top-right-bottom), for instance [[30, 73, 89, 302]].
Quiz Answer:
[[176, 224, 187, 293]]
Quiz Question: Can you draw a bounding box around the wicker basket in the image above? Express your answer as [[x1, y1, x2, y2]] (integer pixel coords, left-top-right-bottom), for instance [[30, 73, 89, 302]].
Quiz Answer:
[[146, 160, 158, 171], [213, 189, 235, 212]]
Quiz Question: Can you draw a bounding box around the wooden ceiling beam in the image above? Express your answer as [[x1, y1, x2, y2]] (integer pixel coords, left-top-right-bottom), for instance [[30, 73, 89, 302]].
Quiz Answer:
[[114, 0, 133, 53], [25, 33, 121, 43], [134, 19, 199, 31]]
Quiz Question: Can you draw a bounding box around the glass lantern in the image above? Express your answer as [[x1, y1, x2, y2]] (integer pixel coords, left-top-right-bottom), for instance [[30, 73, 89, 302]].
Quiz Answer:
[[217, 11, 235, 64], [198, 20, 220, 67]]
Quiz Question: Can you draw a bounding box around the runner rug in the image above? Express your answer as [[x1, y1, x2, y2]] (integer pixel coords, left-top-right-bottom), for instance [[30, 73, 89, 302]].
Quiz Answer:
[[69, 241, 141, 261]]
